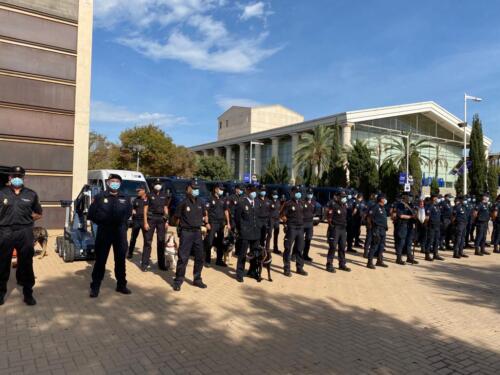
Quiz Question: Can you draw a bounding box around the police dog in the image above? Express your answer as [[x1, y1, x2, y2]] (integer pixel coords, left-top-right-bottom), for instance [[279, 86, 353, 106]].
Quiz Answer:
[[222, 226, 235, 265], [247, 245, 273, 282], [34, 226, 49, 258], [164, 231, 178, 271]]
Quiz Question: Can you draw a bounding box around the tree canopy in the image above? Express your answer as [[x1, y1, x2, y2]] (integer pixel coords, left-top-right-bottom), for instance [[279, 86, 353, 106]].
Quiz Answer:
[[261, 157, 289, 184], [196, 155, 232, 181], [469, 114, 487, 197], [347, 140, 378, 196]]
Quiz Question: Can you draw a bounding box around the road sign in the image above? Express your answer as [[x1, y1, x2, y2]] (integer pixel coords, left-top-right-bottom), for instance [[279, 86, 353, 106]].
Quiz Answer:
[[399, 173, 407, 185], [404, 183, 411, 192], [243, 173, 251, 183]]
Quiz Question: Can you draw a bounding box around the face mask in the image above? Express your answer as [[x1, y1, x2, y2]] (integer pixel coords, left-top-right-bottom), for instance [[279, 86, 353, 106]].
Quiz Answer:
[[259, 191, 266, 197], [217, 190, 224, 196], [294, 192, 302, 200], [307, 194, 313, 200], [10, 177, 23, 188], [109, 182, 121, 191], [341, 197, 347, 204], [249, 191, 257, 200], [154, 184, 162, 191], [348, 195, 352, 200], [236, 190, 243, 196], [383, 199, 388, 205], [272, 195, 279, 200], [484, 198, 489, 203], [191, 189, 200, 197]]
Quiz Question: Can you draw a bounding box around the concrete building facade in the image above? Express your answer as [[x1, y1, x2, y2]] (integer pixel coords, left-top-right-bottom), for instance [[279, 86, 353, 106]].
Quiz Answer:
[[191, 102, 492, 191], [0, 0, 93, 228]]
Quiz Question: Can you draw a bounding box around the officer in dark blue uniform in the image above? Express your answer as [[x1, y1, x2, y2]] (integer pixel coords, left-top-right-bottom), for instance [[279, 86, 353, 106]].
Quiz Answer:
[[367, 194, 388, 269], [302, 188, 316, 261], [173, 180, 208, 291], [256, 185, 271, 249], [127, 186, 148, 259], [473, 193, 491, 256], [281, 186, 308, 277], [204, 183, 227, 266], [0, 166, 42, 306], [439, 194, 453, 250], [234, 185, 260, 282], [267, 190, 282, 254], [464, 196, 473, 248], [353, 193, 365, 247], [424, 194, 444, 261], [89, 174, 133, 298], [452, 195, 469, 259], [390, 195, 401, 252], [395, 192, 418, 265], [491, 194, 500, 254], [326, 189, 351, 273], [142, 178, 169, 271], [225, 184, 244, 256], [346, 191, 358, 253], [363, 193, 377, 258]]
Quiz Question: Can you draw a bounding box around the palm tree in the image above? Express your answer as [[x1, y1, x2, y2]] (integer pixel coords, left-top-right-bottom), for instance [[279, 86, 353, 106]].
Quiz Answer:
[[429, 143, 449, 183], [371, 137, 386, 170], [294, 125, 334, 182], [261, 157, 289, 184], [383, 133, 432, 170]]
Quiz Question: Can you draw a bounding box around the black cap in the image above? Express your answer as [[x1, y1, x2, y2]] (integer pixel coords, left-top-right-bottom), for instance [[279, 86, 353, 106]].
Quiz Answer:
[[258, 184, 266, 191], [136, 186, 146, 191], [188, 179, 200, 189], [333, 188, 343, 196], [445, 193, 453, 199], [246, 184, 256, 191], [377, 193, 386, 202], [153, 178, 162, 184], [456, 195, 464, 200], [431, 193, 439, 199], [108, 173, 122, 181], [9, 166, 25, 177], [306, 188, 313, 194], [271, 190, 278, 195], [213, 182, 224, 190], [235, 184, 243, 190], [481, 192, 490, 197], [291, 186, 300, 192]]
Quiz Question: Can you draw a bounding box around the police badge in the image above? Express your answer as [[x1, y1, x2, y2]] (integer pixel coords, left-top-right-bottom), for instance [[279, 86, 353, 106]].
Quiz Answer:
[[3, 198, 7, 205], [186, 206, 191, 212], [104, 198, 108, 204]]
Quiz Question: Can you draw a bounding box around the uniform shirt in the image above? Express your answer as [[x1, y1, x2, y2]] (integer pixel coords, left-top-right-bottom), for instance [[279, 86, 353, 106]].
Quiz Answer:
[[369, 203, 388, 230], [256, 197, 270, 220], [440, 199, 453, 220], [132, 196, 147, 221], [346, 199, 356, 220], [88, 191, 132, 226], [145, 191, 169, 216], [225, 193, 241, 219], [269, 199, 281, 220], [234, 197, 260, 240], [426, 203, 441, 225], [453, 203, 468, 225], [475, 202, 490, 222], [396, 201, 413, 223], [0, 186, 42, 227], [282, 199, 304, 226], [175, 196, 206, 229], [492, 202, 500, 223], [327, 200, 347, 227], [303, 199, 316, 223], [206, 194, 225, 223], [354, 200, 365, 219]]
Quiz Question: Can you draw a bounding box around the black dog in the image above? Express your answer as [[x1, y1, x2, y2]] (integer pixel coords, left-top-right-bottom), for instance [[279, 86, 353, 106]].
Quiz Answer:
[[33, 226, 49, 258], [247, 245, 272, 282]]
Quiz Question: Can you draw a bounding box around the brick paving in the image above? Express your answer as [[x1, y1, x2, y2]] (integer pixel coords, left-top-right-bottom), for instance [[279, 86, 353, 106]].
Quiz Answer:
[[1, 223, 499, 374]]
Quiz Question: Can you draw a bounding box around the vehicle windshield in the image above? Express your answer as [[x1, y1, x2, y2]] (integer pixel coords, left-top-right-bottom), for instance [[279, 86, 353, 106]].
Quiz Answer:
[[118, 180, 148, 196]]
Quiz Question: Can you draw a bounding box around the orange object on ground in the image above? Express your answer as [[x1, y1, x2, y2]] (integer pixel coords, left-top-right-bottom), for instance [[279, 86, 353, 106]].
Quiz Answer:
[[12, 249, 17, 268]]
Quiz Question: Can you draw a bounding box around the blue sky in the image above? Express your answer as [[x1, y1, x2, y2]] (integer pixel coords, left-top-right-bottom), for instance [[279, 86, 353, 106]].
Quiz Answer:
[[90, 0, 500, 150]]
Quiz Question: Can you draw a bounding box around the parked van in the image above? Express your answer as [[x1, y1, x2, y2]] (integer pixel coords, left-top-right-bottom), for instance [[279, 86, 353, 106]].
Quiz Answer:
[[88, 169, 149, 197]]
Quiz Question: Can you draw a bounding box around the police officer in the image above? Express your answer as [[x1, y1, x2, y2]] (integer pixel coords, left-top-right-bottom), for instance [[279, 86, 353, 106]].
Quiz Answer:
[[353, 193, 365, 247], [326, 190, 351, 273], [302, 188, 316, 261], [346, 190, 358, 253], [424, 194, 444, 261], [367, 194, 388, 269], [452, 195, 469, 259], [127, 186, 148, 259], [363, 193, 377, 258], [256, 185, 271, 249], [267, 190, 282, 255], [204, 183, 227, 266], [234, 185, 260, 283], [88, 174, 132, 298], [225, 184, 244, 255], [473, 193, 491, 256], [281, 186, 308, 277], [395, 192, 418, 265], [439, 194, 453, 250], [491, 194, 500, 254], [173, 180, 208, 291], [142, 178, 169, 271], [0, 166, 42, 306]]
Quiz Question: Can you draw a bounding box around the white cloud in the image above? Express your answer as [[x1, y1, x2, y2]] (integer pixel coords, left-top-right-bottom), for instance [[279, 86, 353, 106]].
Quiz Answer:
[[91, 101, 186, 127], [94, 0, 279, 73], [215, 95, 261, 110], [240, 2, 271, 21]]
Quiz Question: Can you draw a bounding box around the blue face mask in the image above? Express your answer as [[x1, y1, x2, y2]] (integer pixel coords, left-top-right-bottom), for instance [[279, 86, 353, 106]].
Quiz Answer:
[[341, 197, 347, 204], [307, 194, 313, 200], [237, 190, 243, 196], [249, 191, 257, 200], [10, 177, 23, 188], [192, 189, 200, 197], [348, 195, 352, 200], [272, 195, 279, 200], [294, 192, 302, 200], [217, 190, 224, 196], [259, 191, 266, 197], [109, 181, 121, 191]]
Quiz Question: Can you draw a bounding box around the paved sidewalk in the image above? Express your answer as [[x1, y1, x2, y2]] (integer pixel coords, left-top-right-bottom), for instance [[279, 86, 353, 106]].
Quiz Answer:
[[1, 223, 499, 374]]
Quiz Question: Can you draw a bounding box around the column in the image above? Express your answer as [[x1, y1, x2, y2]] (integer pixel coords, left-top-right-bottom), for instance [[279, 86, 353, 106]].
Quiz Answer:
[[202, 149, 209, 157], [213, 147, 221, 157], [271, 137, 279, 160], [290, 133, 299, 184], [238, 143, 245, 181], [254, 142, 262, 177], [341, 122, 354, 148], [225, 145, 232, 173]]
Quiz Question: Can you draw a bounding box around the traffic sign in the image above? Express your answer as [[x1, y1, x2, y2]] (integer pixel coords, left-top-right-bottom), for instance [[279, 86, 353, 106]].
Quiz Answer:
[[404, 183, 411, 192], [399, 173, 407, 185]]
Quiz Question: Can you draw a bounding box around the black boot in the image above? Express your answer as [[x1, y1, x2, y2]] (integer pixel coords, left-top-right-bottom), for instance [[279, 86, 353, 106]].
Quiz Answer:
[[366, 259, 376, 269], [433, 252, 444, 261], [494, 245, 500, 254], [326, 262, 336, 273], [396, 255, 405, 265], [460, 251, 469, 258], [425, 253, 433, 261], [407, 257, 419, 265], [475, 248, 483, 256], [453, 251, 461, 259]]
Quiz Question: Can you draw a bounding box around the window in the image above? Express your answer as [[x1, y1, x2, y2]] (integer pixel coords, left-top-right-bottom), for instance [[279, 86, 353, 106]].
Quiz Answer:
[[219, 121, 222, 129], [226, 120, 229, 128]]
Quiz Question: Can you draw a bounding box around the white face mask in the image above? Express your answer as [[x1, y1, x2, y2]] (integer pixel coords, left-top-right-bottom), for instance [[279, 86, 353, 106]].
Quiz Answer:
[[154, 184, 162, 191]]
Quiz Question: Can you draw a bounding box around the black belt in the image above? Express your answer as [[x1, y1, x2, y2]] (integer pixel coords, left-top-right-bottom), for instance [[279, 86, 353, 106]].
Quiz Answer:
[[181, 227, 201, 232]]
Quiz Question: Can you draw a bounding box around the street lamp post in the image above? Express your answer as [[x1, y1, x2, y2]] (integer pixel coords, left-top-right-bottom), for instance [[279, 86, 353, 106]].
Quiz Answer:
[[249, 141, 264, 183], [463, 93, 483, 194], [131, 145, 145, 172]]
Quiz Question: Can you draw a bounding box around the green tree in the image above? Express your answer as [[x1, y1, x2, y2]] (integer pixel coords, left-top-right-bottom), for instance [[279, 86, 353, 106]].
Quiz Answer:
[[409, 151, 423, 197], [429, 144, 448, 180], [322, 125, 347, 187], [487, 165, 499, 196], [347, 140, 379, 196], [262, 157, 289, 184], [88, 131, 119, 169], [384, 134, 432, 170], [430, 177, 440, 195], [295, 125, 334, 184], [469, 114, 487, 197], [195, 156, 232, 181], [379, 159, 399, 203], [455, 173, 470, 196], [117, 124, 196, 177]]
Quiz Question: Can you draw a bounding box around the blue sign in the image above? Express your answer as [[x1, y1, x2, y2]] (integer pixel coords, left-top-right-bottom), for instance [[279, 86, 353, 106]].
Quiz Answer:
[[399, 173, 407, 185], [243, 173, 251, 183]]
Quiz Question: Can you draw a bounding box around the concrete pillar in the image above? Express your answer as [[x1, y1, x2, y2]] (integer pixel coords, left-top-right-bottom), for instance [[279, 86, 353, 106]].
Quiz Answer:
[[202, 149, 209, 157], [225, 145, 232, 172], [238, 143, 245, 181], [271, 137, 279, 160], [254, 142, 262, 177], [213, 147, 221, 157], [291, 133, 299, 184], [341, 122, 354, 148]]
